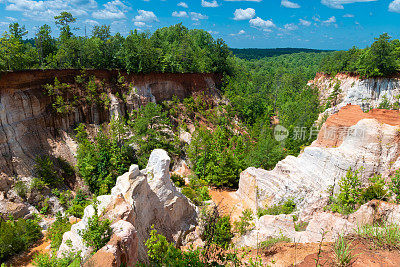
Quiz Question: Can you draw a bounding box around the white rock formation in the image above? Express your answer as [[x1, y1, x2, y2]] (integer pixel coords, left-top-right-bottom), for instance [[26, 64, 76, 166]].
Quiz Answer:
[[57, 149, 197, 262], [236, 119, 400, 220]]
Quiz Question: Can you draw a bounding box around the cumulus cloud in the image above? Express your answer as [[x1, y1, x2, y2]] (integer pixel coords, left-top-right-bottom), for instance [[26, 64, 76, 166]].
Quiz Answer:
[[321, 0, 377, 9], [284, 23, 298, 30], [281, 0, 300, 8], [133, 10, 158, 22], [172, 11, 188, 17], [249, 17, 275, 31], [92, 0, 127, 19], [233, 8, 255, 20], [84, 19, 99, 25], [177, 2, 188, 8], [389, 0, 400, 13], [299, 19, 311, 26], [190, 12, 208, 21], [343, 13, 354, 17], [323, 16, 336, 23], [3, 0, 98, 20], [224, 0, 261, 2], [202, 0, 219, 7]]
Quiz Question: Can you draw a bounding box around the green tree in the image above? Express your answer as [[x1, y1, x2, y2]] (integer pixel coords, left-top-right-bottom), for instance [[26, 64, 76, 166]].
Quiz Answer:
[[8, 22, 28, 40], [35, 24, 56, 66], [54, 12, 77, 40]]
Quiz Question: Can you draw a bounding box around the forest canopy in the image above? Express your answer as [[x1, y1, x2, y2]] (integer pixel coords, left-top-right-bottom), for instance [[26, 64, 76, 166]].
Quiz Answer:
[[319, 33, 400, 77], [0, 12, 231, 74]]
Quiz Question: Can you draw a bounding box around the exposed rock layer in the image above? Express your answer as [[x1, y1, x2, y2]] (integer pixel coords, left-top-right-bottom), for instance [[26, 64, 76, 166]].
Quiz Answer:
[[0, 70, 221, 177]]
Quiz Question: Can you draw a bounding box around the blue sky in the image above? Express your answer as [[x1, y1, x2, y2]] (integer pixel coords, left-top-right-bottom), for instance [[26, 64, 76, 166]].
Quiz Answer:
[[0, 0, 399, 50]]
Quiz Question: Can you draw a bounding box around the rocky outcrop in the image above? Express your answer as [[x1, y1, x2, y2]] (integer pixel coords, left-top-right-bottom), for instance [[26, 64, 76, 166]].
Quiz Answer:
[[309, 73, 400, 111], [236, 109, 400, 219], [0, 70, 221, 178], [57, 149, 197, 263]]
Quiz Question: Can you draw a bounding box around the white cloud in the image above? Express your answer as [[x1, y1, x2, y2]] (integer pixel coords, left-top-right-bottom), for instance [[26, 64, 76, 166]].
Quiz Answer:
[[281, 0, 300, 8], [323, 16, 336, 23], [224, 0, 261, 2], [84, 19, 99, 25], [343, 13, 354, 17], [249, 17, 275, 31], [172, 11, 188, 17], [92, 0, 127, 19], [207, 30, 219, 34], [134, 21, 146, 27], [299, 18, 311, 26], [3, 0, 98, 21], [177, 2, 188, 8], [233, 8, 255, 20], [284, 23, 298, 30], [202, 0, 219, 7], [133, 10, 158, 22], [190, 12, 208, 21], [321, 0, 377, 9], [389, 0, 400, 13], [230, 30, 245, 36]]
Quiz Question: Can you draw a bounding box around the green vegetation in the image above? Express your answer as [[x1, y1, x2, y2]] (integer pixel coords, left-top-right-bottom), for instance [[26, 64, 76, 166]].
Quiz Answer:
[[257, 199, 297, 217], [233, 209, 255, 236], [320, 33, 400, 77], [0, 216, 42, 262], [47, 214, 72, 250], [78, 204, 112, 251], [230, 48, 330, 60], [389, 170, 400, 203], [327, 169, 390, 215], [34, 156, 63, 187], [75, 123, 134, 195], [332, 235, 356, 267], [357, 223, 400, 250], [32, 252, 81, 267], [180, 175, 211, 206], [259, 235, 291, 250], [0, 15, 231, 74]]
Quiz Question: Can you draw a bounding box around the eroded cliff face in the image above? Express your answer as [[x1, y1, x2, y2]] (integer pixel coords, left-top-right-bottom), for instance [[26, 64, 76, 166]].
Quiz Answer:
[[309, 73, 400, 121], [0, 70, 221, 178]]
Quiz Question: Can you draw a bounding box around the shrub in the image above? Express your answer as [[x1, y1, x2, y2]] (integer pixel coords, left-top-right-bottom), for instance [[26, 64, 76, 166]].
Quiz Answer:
[[14, 180, 28, 199], [201, 206, 234, 249], [328, 169, 363, 215], [361, 174, 389, 202], [389, 170, 400, 203], [0, 216, 42, 262], [213, 216, 234, 249], [78, 204, 112, 252], [66, 190, 89, 218], [32, 251, 81, 267], [180, 175, 211, 206], [233, 209, 254, 236], [47, 213, 72, 250], [34, 156, 63, 187], [258, 198, 296, 217], [145, 226, 204, 266], [171, 173, 185, 187]]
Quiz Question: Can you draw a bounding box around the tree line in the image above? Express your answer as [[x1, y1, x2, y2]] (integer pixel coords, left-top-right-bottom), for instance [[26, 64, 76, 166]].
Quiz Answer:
[[319, 33, 400, 77], [0, 12, 232, 74]]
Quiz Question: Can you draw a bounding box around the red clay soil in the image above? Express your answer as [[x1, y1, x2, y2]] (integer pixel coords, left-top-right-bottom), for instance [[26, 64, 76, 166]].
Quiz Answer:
[[6, 237, 51, 267], [297, 238, 400, 267], [314, 105, 400, 148]]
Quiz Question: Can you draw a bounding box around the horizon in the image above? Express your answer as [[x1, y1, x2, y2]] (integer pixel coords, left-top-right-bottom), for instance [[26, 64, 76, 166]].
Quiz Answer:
[[1, 0, 399, 50]]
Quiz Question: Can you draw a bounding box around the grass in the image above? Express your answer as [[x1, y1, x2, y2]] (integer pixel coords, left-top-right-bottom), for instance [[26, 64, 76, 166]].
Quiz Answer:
[[257, 199, 296, 218], [259, 235, 291, 250], [356, 223, 400, 250], [332, 234, 356, 267], [295, 221, 309, 232]]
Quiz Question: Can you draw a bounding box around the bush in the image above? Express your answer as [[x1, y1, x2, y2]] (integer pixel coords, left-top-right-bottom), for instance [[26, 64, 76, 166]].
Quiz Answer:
[[171, 173, 185, 187], [32, 251, 81, 267], [361, 174, 389, 202], [78, 204, 112, 252], [145, 226, 204, 267], [66, 190, 89, 218], [258, 199, 296, 217], [14, 180, 28, 199], [0, 216, 42, 262], [327, 169, 363, 215], [180, 176, 211, 206], [47, 213, 72, 250], [389, 170, 400, 203], [213, 216, 234, 249], [34, 156, 63, 187], [259, 235, 291, 250], [201, 206, 234, 249], [233, 209, 254, 236]]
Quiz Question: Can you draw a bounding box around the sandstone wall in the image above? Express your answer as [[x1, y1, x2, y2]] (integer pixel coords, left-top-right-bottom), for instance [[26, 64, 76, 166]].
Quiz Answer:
[[0, 70, 221, 177]]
